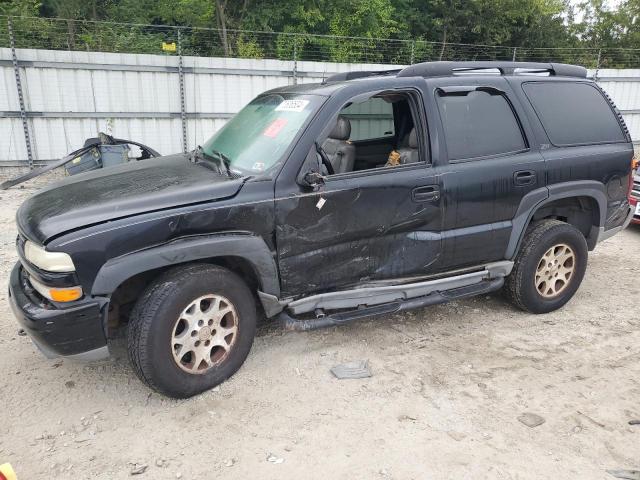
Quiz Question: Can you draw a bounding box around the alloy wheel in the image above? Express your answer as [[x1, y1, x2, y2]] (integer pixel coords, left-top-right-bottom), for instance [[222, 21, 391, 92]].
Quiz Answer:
[[171, 294, 238, 374], [534, 243, 576, 298]]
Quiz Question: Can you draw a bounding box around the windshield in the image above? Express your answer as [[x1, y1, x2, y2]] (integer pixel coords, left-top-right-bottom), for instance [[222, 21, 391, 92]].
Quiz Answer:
[[202, 93, 323, 174]]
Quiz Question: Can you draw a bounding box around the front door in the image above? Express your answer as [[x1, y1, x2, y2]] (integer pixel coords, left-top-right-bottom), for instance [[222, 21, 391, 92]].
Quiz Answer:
[[274, 89, 443, 298]]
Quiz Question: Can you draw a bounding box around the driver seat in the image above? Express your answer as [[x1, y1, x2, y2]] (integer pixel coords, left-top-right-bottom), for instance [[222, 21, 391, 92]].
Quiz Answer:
[[322, 116, 356, 174]]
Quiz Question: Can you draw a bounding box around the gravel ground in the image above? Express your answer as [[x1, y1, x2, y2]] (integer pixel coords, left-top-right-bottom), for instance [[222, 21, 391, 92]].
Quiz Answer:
[[0, 179, 639, 480]]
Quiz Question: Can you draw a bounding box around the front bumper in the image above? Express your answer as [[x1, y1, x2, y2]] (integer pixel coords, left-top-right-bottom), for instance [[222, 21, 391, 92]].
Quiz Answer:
[[8, 262, 109, 360]]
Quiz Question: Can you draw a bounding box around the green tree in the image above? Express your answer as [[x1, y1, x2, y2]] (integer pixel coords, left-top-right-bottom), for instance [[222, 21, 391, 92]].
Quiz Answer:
[[1, 0, 635, 67], [571, 0, 640, 66], [0, 0, 40, 15]]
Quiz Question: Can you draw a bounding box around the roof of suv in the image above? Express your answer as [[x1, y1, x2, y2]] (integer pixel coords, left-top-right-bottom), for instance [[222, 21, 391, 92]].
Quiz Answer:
[[267, 61, 589, 96]]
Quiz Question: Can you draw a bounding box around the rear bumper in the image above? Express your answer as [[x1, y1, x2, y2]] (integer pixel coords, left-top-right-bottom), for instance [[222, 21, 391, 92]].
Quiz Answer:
[[8, 262, 109, 360], [631, 174, 639, 224], [597, 206, 634, 242], [631, 198, 640, 225]]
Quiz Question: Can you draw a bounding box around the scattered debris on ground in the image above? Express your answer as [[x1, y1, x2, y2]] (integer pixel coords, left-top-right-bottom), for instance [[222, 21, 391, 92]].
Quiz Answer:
[[517, 413, 546, 428], [577, 410, 607, 429], [330, 360, 372, 379], [606, 470, 640, 480], [266, 453, 284, 464], [129, 463, 148, 475]]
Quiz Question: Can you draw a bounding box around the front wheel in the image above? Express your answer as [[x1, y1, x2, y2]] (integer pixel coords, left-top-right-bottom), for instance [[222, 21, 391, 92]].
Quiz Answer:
[[503, 219, 588, 314], [127, 264, 256, 398]]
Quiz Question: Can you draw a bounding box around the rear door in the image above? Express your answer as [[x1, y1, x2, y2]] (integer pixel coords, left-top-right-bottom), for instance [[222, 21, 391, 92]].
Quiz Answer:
[[425, 76, 546, 271]]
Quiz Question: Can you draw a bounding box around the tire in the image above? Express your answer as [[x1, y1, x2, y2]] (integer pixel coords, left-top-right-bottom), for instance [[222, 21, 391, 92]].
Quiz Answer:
[[504, 219, 588, 314], [127, 264, 257, 398]]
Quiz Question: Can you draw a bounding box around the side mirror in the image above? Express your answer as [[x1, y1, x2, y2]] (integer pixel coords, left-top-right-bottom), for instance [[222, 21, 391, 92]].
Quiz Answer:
[[301, 170, 326, 188], [297, 147, 326, 189]]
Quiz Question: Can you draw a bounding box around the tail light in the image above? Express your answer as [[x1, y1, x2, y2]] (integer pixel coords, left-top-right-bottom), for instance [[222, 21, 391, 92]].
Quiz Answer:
[[628, 156, 638, 198]]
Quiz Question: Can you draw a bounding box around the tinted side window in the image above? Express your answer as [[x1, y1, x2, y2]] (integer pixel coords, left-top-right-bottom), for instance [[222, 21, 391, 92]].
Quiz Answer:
[[340, 97, 394, 141], [522, 82, 625, 146], [436, 90, 526, 161]]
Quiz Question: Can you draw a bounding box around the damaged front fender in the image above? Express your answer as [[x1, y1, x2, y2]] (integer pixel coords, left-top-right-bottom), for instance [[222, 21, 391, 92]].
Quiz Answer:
[[91, 233, 280, 298]]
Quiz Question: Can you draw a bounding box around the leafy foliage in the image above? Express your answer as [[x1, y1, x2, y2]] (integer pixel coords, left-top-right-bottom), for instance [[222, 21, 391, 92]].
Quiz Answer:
[[0, 0, 637, 66]]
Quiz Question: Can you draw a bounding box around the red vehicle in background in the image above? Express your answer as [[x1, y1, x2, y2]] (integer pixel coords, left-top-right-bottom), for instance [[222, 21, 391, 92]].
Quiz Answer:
[[631, 161, 640, 224]]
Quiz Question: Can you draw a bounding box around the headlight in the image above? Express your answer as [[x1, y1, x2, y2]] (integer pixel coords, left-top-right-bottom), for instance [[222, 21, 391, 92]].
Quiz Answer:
[[24, 241, 75, 272]]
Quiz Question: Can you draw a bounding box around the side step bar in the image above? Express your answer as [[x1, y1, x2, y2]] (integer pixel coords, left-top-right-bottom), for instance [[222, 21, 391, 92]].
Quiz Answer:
[[278, 277, 504, 331], [285, 260, 512, 315]]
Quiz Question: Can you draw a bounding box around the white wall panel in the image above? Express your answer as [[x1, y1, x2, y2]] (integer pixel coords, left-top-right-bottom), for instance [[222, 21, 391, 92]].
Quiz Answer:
[[589, 68, 640, 143], [1, 48, 638, 165], [0, 118, 29, 161], [1, 63, 20, 110]]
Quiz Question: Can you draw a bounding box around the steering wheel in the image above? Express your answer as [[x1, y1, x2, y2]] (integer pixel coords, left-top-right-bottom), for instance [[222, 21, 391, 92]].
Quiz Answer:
[[315, 143, 334, 176]]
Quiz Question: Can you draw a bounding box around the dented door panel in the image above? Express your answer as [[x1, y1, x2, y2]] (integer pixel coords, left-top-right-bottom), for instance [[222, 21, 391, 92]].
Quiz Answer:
[[275, 167, 442, 297]]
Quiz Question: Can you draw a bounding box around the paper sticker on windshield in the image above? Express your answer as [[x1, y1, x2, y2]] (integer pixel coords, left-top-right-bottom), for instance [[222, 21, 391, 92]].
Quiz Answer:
[[275, 99, 309, 112], [263, 118, 288, 138]]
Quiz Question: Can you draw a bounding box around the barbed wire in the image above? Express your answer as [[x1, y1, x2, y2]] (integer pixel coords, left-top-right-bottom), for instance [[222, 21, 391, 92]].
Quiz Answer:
[[2, 15, 640, 68]]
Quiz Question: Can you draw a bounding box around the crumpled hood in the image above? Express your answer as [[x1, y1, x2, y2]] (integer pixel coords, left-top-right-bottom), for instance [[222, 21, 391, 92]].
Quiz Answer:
[[17, 154, 244, 244]]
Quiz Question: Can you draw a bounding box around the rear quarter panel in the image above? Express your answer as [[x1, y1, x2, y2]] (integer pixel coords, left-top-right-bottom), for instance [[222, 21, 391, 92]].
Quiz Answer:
[[510, 77, 634, 230], [542, 144, 633, 229]]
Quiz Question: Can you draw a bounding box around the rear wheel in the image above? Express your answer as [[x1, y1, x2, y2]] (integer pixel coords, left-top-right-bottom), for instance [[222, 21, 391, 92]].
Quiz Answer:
[[504, 219, 588, 313], [127, 264, 256, 398]]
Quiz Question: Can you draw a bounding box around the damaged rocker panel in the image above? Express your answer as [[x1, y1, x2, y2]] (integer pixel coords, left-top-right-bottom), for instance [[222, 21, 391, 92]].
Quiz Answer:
[[259, 260, 513, 319]]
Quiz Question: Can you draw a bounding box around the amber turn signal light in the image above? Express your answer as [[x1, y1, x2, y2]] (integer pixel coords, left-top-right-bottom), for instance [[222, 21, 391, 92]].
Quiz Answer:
[[29, 276, 83, 303], [49, 286, 83, 302]]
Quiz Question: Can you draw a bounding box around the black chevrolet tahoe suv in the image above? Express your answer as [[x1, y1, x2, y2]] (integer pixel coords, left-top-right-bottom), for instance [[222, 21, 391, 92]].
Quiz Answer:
[[9, 61, 636, 398]]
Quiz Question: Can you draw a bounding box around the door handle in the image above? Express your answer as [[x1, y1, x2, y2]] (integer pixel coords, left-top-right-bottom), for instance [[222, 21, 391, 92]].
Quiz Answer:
[[412, 185, 440, 202], [514, 170, 537, 186]]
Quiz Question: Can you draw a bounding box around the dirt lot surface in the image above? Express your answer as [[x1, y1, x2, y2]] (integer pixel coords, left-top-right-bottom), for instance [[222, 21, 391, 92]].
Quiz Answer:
[[0, 180, 639, 480]]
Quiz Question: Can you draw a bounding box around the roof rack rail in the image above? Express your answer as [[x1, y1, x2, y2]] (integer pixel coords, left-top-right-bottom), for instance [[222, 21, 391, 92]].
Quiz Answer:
[[397, 61, 587, 79], [323, 69, 401, 84]]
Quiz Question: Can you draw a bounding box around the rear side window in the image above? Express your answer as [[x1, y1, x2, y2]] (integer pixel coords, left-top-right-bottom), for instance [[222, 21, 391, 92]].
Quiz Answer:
[[436, 90, 526, 161], [522, 82, 625, 146]]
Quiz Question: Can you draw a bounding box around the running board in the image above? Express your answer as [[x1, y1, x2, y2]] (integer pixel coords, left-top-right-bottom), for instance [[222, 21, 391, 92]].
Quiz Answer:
[[278, 277, 504, 331], [284, 260, 512, 316]]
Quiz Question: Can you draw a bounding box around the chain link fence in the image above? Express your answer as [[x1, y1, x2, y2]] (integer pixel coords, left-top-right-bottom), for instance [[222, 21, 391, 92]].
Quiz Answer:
[[3, 15, 640, 67]]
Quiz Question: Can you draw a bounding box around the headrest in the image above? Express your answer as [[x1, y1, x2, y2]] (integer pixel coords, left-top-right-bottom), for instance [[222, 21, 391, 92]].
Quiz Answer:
[[408, 128, 418, 148], [329, 116, 351, 140]]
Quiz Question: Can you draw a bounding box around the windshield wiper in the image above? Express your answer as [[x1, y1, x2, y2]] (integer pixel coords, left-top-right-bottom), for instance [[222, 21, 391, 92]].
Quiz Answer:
[[192, 145, 234, 178], [212, 149, 233, 178]]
